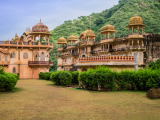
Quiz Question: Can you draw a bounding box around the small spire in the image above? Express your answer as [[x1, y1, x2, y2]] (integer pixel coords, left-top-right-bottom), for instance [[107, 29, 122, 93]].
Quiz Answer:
[[40, 19, 41, 23]]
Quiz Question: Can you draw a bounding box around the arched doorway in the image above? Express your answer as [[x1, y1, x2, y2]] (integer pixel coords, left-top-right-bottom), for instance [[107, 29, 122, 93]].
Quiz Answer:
[[34, 52, 39, 61], [109, 44, 112, 49], [82, 55, 86, 57], [82, 68, 87, 71], [40, 52, 45, 61]]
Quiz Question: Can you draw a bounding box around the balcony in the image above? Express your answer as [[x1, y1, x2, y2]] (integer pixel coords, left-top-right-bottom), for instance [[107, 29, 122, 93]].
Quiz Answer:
[[79, 55, 134, 63], [0, 41, 53, 49], [128, 33, 144, 38], [28, 61, 53, 67], [126, 46, 146, 50]]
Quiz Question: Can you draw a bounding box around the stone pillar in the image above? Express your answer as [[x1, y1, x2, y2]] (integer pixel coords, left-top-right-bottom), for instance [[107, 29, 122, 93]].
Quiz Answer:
[[142, 28, 143, 34], [132, 40, 133, 46], [39, 35, 41, 42], [142, 40, 144, 46], [108, 33, 109, 39]]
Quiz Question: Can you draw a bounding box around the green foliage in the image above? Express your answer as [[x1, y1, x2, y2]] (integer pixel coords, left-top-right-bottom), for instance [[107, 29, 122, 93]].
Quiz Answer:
[[149, 58, 160, 70], [70, 71, 79, 84], [0, 67, 19, 91], [39, 72, 45, 79], [79, 66, 116, 91], [50, 71, 72, 86], [39, 72, 52, 80], [79, 66, 160, 91]]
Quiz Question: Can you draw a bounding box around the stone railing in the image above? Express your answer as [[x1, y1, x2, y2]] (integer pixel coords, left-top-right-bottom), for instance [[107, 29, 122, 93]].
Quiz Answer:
[[0, 41, 53, 48], [79, 55, 134, 63]]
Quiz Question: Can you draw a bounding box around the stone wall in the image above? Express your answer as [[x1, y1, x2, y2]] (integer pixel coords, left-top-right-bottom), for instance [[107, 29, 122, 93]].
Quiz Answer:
[[145, 34, 160, 62]]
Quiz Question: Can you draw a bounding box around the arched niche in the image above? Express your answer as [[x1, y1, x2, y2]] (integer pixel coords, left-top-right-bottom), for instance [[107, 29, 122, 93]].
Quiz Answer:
[[34, 52, 39, 61], [40, 52, 45, 61], [13, 67, 16, 73], [23, 53, 28, 59]]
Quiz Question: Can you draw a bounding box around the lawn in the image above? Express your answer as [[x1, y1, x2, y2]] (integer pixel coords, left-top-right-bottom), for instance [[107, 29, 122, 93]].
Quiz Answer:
[[0, 80, 160, 120]]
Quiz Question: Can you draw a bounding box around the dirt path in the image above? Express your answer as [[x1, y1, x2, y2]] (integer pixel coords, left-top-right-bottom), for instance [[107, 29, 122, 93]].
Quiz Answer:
[[0, 79, 160, 120]]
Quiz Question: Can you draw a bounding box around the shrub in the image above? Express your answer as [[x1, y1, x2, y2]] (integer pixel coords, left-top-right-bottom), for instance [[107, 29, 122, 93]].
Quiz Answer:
[[39, 72, 44, 79], [44, 72, 51, 80], [79, 66, 116, 91], [71, 71, 79, 84], [147, 88, 160, 99], [0, 67, 19, 91], [50, 71, 72, 86]]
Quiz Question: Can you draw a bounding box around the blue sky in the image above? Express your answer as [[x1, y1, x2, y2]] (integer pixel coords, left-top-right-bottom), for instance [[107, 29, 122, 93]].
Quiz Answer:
[[0, 0, 119, 40]]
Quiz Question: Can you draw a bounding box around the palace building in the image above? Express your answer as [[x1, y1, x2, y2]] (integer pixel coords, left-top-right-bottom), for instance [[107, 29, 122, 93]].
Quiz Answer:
[[0, 20, 53, 79], [56, 14, 146, 72]]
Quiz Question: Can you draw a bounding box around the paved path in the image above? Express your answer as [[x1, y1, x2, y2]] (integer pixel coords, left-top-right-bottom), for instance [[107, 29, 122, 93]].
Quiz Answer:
[[0, 79, 160, 120]]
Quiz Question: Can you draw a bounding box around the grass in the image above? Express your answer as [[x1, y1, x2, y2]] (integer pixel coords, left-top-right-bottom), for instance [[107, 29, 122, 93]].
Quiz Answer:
[[0, 79, 160, 120]]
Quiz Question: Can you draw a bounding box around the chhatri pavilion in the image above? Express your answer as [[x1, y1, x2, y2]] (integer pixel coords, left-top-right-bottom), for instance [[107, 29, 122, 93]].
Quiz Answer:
[[0, 20, 53, 79], [56, 14, 146, 72]]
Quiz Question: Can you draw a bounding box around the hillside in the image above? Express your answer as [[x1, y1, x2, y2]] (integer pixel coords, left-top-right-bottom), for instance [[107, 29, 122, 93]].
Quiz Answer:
[[49, 0, 160, 72]]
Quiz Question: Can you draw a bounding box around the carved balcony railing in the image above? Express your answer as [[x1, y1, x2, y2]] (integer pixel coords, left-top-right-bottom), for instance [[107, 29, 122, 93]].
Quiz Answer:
[[0, 41, 53, 48], [79, 55, 135, 63], [28, 61, 53, 66], [32, 42, 38, 45]]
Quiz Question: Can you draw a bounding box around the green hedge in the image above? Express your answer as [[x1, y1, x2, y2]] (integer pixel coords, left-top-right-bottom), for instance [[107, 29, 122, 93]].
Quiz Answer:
[[78, 66, 160, 91], [70, 71, 79, 84], [0, 67, 19, 91], [50, 71, 72, 86], [39, 72, 51, 80]]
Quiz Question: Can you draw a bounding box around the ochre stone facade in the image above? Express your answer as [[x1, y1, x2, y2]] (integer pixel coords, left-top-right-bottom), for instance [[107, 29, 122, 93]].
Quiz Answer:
[[0, 20, 53, 79], [57, 14, 146, 72]]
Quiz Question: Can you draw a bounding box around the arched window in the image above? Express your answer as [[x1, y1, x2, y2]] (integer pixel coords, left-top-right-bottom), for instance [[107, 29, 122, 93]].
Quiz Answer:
[[23, 53, 28, 59], [82, 68, 87, 71], [13, 67, 16, 73], [10, 52, 16, 58], [5, 56, 7, 61]]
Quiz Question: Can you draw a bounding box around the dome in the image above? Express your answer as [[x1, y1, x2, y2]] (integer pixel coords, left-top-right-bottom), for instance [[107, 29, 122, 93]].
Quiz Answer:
[[57, 37, 67, 44], [12, 34, 20, 41], [67, 34, 77, 41], [32, 19, 49, 33], [25, 29, 31, 35], [79, 29, 95, 38], [101, 24, 115, 31], [129, 14, 143, 25]]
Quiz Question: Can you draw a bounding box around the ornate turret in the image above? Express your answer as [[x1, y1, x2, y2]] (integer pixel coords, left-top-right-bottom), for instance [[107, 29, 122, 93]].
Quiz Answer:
[[100, 23, 117, 42], [127, 14, 145, 38], [29, 19, 52, 42], [79, 29, 96, 41], [12, 34, 20, 41], [67, 34, 77, 46], [57, 37, 67, 44]]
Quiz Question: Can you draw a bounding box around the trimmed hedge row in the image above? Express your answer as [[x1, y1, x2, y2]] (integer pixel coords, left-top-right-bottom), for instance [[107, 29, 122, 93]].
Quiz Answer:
[[0, 67, 19, 91], [39, 71, 79, 86], [78, 66, 160, 91]]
